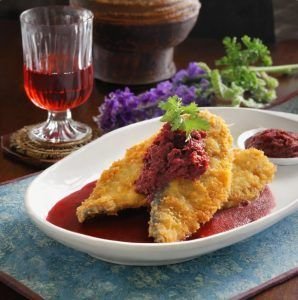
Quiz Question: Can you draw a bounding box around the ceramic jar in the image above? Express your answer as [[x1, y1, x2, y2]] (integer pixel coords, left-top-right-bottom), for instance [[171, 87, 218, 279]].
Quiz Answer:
[[70, 0, 201, 84]]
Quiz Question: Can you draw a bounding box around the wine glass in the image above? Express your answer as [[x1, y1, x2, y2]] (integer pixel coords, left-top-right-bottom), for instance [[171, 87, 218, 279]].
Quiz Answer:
[[20, 6, 94, 143]]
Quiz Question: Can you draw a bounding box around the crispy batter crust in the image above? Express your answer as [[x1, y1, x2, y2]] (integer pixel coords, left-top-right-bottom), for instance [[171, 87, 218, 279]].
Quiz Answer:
[[76, 136, 154, 222], [149, 111, 233, 242], [224, 148, 276, 208]]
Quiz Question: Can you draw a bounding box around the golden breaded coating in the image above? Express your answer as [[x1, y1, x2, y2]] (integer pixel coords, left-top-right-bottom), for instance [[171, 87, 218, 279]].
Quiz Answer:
[[149, 110, 233, 242], [76, 137, 154, 222], [224, 148, 276, 208]]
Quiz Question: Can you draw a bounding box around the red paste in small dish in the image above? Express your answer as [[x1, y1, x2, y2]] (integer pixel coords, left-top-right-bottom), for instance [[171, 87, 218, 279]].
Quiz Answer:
[[245, 129, 298, 158], [135, 123, 209, 199]]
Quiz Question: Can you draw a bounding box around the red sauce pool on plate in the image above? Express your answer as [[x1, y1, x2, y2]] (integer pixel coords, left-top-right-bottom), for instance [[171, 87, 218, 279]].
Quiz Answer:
[[46, 181, 153, 243], [192, 186, 275, 238], [46, 182, 275, 242]]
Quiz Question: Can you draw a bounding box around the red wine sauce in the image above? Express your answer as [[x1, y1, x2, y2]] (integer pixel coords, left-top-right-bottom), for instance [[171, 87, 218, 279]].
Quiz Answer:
[[46, 182, 275, 242]]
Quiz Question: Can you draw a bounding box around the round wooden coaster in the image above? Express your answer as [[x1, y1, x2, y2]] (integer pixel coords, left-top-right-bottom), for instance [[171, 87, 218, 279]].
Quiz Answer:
[[7, 125, 97, 165]]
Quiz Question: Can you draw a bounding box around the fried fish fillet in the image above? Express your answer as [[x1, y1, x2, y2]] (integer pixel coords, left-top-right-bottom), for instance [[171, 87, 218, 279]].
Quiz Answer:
[[149, 110, 233, 242], [76, 136, 154, 223], [77, 112, 276, 241], [77, 146, 275, 224], [224, 148, 276, 208]]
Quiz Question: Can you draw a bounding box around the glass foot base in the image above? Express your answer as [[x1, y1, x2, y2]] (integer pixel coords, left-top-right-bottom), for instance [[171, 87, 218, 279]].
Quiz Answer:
[[28, 110, 92, 144]]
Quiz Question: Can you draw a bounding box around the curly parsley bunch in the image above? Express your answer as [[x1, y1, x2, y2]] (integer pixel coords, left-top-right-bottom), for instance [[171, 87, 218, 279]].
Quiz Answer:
[[209, 35, 298, 107]]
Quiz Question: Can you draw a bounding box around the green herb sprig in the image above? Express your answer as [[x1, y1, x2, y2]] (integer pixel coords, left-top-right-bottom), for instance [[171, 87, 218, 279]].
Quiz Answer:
[[159, 96, 209, 140], [201, 35, 298, 108], [216, 35, 272, 67]]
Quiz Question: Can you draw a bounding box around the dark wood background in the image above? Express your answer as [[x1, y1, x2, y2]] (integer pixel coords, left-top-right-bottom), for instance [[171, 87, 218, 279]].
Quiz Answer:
[[1, 0, 275, 42], [0, 1, 297, 299]]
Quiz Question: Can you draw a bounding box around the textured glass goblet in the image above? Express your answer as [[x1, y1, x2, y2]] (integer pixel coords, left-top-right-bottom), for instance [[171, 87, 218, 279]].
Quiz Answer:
[[20, 6, 94, 143]]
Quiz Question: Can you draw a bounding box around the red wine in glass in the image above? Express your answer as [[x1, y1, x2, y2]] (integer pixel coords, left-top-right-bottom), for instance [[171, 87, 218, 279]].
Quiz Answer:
[[24, 63, 93, 112]]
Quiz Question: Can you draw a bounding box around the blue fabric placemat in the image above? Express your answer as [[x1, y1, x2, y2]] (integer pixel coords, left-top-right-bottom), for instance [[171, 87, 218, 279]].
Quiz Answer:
[[269, 96, 298, 114], [0, 176, 297, 300]]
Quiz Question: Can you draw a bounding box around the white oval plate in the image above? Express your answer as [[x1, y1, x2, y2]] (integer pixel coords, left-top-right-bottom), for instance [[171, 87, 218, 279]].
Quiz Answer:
[[25, 108, 298, 266], [238, 128, 298, 166]]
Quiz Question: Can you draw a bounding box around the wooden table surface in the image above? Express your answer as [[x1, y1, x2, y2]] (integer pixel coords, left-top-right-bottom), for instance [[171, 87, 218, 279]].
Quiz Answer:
[[0, 19, 297, 300]]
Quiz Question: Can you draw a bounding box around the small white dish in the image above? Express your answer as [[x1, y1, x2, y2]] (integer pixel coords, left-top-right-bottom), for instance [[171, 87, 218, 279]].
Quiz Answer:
[[237, 128, 298, 166], [25, 108, 298, 266]]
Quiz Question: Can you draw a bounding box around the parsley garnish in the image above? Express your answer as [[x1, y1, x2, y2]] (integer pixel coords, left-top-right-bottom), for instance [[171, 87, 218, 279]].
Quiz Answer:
[[159, 96, 209, 140], [202, 35, 298, 107], [216, 35, 272, 68]]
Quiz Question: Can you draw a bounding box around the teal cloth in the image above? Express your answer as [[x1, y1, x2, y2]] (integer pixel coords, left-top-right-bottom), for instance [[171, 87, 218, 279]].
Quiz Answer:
[[0, 176, 297, 300]]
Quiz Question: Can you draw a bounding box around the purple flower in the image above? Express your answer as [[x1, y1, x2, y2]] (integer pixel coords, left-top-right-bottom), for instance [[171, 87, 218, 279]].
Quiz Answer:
[[172, 69, 188, 84], [187, 62, 205, 79], [172, 62, 205, 84], [174, 84, 197, 104], [200, 78, 210, 88], [94, 62, 214, 133]]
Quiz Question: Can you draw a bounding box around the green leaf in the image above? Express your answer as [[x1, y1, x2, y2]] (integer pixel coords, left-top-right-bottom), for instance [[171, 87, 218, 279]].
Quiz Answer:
[[182, 102, 200, 115], [216, 35, 272, 68], [158, 96, 209, 138], [183, 117, 209, 133]]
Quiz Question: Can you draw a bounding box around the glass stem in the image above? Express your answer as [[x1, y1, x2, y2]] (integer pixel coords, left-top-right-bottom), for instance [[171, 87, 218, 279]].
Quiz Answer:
[[44, 110, 76, 142], [47, 110, 72, 123]]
